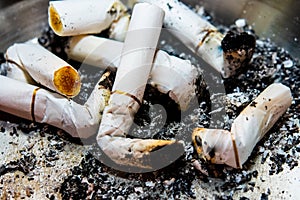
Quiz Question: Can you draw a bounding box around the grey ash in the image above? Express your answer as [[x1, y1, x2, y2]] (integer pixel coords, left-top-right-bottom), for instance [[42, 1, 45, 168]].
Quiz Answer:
[[22, 7, 300, 200]]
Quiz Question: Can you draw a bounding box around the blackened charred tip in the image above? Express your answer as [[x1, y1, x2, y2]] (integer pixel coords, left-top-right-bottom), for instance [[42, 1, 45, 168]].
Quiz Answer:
[[98, 66, 117, 90], [221, 31, 256, 53], [194, 135, 203, 147]]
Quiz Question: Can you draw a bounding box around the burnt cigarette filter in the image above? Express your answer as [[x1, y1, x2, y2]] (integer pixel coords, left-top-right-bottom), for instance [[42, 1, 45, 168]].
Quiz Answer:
[[192, 83, 292, 168], [136, 0, 256, 78], [48, 0, 127, 36], [5, 43, 81, 98]]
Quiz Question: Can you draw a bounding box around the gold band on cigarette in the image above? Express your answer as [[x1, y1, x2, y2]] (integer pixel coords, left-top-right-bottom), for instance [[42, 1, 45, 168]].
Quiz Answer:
[[31, 87, 41, 122], [195, 29, 217, 52], [230, 132, 241, 168], [112, 90, 142, 106]]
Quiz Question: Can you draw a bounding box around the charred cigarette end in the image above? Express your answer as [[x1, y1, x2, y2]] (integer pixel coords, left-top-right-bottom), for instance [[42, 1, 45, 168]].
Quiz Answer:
[[135, 140, 175, 153], [192, 128, 238, 167], [53, 66, 81, 97], [221, 31, 256, 77], [192, 83, 292, 169], [109, 0, 127, 16], [130, 140, 185, 171], [192, 128, 204, 157], [48, 5, 63, 35], [192, 128, 218, 163], [98, 136, 184, 171], [98, 67, 117, 90]]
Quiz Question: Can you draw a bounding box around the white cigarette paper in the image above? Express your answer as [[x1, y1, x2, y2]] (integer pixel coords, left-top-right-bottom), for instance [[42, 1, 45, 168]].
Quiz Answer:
[[67, 35, 199, 111], [97, 3, 182, 169], [192, 83, 292, 168], [98, 1, 164, 141], [136, 0, 255, 78], [5, 43, 81, 98], [48, 0, 127, 36], [5, 61, 36, 85], [0, 75, 110, 138]]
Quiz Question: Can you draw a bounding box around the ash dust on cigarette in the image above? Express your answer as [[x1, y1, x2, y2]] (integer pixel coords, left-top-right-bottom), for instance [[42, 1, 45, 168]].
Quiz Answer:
[[0, 5, 300, 200]]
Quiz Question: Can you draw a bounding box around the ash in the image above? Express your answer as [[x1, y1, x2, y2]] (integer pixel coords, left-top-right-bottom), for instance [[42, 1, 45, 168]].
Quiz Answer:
[[58, 21, 299, 199]]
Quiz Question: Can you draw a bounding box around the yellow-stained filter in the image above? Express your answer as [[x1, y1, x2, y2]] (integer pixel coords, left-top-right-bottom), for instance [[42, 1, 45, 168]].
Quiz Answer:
[[54, 66, 81, 97], [49, 5, 63, 34]]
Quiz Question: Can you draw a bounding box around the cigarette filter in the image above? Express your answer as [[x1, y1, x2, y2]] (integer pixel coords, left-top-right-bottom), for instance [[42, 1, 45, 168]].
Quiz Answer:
[[193, 83, 292, 168]]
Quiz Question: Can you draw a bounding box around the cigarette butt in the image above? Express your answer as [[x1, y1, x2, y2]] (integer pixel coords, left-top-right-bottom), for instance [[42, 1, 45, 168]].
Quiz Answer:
[[0, 74, 110, 138], [97, 3, 174, 170], [136, 0, 256, 78], [98, 2, 164, 137], [48, 0, 127, 36], [192, 83, 292, 168], [5, 43, 81, 98], [230, 83, 292, 166]]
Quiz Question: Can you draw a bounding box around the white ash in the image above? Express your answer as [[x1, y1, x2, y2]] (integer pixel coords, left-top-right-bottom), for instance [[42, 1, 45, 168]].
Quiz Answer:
[[235, 18, 247, 28], [282, 59, 293, 68]]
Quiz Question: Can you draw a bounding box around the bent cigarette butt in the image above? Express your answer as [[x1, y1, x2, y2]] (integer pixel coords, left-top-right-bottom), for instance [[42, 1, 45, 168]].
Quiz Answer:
[[48, 0, 127, 36], [97, 3, 176, 169], [67, 35, 199, 111], [5, 43, 81, 98], [136, 0, 255, 78], [192, 83, 292, 168], [0, 74, 110, 138]]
